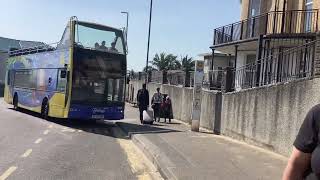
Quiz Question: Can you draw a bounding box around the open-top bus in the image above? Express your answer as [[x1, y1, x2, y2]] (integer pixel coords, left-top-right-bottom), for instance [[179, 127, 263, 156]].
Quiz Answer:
[[4, 17, 127, 120]]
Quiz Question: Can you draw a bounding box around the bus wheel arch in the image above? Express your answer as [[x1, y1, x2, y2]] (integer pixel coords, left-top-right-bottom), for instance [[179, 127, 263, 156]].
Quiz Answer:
[[41, 98, 49, 119], [13, 93, 19, 110]]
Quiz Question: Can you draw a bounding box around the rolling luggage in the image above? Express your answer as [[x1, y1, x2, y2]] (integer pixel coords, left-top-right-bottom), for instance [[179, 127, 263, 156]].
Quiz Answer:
[[143, 110, 154, 124]]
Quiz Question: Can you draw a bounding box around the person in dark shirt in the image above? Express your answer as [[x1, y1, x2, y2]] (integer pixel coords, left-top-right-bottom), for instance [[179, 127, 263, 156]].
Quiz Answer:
[[99, 41, 108, 51], [283, 105, 320, 180], [137, 84, 149, 123]]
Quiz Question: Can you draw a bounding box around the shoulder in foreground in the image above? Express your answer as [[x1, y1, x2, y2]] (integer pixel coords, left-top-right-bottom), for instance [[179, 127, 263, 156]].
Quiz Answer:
[[310, 104, 320, 113]]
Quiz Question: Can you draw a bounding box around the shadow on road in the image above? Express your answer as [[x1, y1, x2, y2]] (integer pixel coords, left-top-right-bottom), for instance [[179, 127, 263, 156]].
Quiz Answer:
[[7, 107, 180, 140], [116, 122, 181, 138]]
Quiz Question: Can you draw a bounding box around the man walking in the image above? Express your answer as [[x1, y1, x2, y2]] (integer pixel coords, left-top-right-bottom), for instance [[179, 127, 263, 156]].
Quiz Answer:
[[151, 87, 163, 122], [137, 84, 149, 123]]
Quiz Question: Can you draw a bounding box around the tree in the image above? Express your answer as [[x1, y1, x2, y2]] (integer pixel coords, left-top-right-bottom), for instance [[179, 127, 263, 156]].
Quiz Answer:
[[151, 53, 179, 71], [180, 55, 195, 72], [143, 66, 156, 73]]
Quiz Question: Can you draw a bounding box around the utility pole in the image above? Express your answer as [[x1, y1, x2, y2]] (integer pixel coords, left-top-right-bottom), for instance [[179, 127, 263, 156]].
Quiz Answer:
[[145, 0, 153, 78]]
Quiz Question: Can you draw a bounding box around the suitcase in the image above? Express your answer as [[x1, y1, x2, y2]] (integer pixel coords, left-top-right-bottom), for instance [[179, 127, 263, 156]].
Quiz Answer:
[[143, 110, 154, 124]]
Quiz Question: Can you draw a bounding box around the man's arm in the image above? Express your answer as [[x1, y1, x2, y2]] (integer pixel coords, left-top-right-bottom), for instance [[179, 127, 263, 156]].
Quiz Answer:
[[282, 147, 311, 180]]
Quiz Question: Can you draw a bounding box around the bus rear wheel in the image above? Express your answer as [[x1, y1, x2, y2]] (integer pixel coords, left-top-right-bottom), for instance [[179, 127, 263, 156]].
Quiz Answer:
[[13, 94, 19, 110], [41, 99, 49, 120]]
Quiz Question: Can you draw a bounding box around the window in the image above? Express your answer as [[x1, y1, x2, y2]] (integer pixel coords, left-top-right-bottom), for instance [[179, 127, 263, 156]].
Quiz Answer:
[[248, 0, 261, 17], [14, 70, 36, 89], [305, 0, 313, 32], [75, 23, 125, 54]]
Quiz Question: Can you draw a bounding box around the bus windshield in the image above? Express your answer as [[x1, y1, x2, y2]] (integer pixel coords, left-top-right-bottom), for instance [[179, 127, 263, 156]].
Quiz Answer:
[[75, 22, 125, 54], [72, 48, 126, 105]]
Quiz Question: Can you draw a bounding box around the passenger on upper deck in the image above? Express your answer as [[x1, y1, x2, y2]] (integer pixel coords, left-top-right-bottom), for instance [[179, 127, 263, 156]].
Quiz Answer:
[[99, 41, 108, 51], [109, 42, 118, 53], [94, 43, 100, 49]]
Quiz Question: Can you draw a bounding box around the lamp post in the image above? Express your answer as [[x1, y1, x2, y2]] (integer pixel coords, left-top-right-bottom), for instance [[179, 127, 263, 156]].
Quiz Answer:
[[145, 0, 153, 79], [121, 11, 129, 53], [121, 12, 129, 40]]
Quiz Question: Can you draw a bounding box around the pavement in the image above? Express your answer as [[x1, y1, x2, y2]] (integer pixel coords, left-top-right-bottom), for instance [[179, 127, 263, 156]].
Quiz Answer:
[[0, 98, 160, 180], [119, 104, 288, 180]]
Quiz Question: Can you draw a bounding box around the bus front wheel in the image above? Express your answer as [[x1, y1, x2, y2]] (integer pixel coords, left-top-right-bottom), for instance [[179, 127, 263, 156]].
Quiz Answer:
[[41, 99, 49, 120], [13, 94, 19, 110]]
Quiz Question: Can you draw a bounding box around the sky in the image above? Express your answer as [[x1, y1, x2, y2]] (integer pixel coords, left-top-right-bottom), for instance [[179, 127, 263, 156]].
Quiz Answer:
[[0, 0, 240, 71]]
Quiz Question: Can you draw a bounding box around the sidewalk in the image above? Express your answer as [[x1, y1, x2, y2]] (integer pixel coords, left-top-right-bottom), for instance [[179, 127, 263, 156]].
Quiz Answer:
[[118, 104, 287, 180]]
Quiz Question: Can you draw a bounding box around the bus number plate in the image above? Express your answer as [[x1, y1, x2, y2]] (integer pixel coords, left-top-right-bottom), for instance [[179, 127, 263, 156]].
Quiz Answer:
[[92, 115, 104, 119]]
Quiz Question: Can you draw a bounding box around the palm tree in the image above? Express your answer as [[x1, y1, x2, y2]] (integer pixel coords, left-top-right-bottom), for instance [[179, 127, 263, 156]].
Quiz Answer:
[[151, 53, 179, 71], [143, 65, 156, 73], [180, 55, 195, 72]]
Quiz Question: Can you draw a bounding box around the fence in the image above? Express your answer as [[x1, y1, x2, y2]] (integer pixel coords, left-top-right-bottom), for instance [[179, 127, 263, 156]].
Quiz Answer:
[[214, 9, 318, 45], [234, 40, 316, 89]]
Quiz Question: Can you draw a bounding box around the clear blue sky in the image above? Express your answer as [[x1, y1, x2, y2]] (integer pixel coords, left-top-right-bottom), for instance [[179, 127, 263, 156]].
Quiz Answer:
[[0, 0, 240, 71]]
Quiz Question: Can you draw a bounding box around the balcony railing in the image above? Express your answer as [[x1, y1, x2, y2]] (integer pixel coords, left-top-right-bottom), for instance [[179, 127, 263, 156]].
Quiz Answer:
[[214, 9, 319, 46], [233, 40, 316, 90]]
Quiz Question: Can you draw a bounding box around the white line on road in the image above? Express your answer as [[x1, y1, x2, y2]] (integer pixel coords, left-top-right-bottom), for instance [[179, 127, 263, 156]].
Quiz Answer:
[[34, 138, 42, 144], [0, 166, 17, 180], [21, 149, 32, 158], [43, 130, 50, 135]]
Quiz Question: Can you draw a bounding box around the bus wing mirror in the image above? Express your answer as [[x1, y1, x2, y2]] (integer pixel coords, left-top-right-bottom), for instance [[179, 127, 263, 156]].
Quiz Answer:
[[60, 70, 67, 78]]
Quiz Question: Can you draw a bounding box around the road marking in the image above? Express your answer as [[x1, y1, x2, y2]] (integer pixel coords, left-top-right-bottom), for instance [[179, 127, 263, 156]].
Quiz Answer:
[[62, 127, 75, 132], [34, 138, 42, 144], [21, 149, 32, 158], [0, 166, 17, 180], [43, 130, 49, 135], [113, 128, 159, 180]]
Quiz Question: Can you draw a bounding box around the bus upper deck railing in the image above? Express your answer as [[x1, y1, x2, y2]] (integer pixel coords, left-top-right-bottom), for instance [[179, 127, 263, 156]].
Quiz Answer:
[[9, 42, 59, 57]]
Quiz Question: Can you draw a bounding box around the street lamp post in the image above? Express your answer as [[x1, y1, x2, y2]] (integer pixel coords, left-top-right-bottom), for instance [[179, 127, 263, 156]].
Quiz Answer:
[[121, 11, 129, 53], [121, 12, 129, 40], [145, 0, 153, 81]]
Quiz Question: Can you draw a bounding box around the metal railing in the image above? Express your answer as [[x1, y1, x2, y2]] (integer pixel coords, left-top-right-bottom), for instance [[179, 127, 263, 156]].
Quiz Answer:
[[214, 9, 318, 45], [203, 70, 224, 90], [9, 42, 58, 57], [234, 40, 316, 90]]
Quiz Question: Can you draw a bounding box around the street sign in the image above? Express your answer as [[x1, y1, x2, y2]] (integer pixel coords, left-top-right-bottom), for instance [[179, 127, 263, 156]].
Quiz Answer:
[[191, 60, 204, 132]]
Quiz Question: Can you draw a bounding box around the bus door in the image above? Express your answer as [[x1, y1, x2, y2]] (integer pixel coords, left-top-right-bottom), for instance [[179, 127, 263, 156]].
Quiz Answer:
[[57, 68, 68, 107]]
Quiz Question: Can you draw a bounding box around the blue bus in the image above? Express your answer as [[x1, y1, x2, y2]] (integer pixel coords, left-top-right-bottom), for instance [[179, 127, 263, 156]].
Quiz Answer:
[[4, 17, 127, 120]]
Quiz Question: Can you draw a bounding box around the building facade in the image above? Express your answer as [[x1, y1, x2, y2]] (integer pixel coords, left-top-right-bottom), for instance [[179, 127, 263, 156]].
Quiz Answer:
[[212, 0, 319, 90]]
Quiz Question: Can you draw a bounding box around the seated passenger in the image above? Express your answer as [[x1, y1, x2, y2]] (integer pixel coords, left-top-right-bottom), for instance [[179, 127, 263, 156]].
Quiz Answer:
[[109, 42, 118, 53], [99, 41, 108, 51], [94, 43, 100, 49]]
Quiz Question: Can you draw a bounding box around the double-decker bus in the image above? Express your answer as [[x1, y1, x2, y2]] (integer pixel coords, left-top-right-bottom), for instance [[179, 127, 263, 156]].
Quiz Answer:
[[4, 17, 127, 120]]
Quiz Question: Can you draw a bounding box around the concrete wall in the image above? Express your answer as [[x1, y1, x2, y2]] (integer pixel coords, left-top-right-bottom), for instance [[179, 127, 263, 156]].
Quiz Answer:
[[200, 90, 221, 132], [129, 77, 320, 156], [221, 77, 320, 156], [128, 80, 195, 124]]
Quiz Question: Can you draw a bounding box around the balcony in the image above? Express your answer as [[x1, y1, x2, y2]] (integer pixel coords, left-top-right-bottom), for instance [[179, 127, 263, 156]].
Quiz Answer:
[[213, 10, 319, 46]]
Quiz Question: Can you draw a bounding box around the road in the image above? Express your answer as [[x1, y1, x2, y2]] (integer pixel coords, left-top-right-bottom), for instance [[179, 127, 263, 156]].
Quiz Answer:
[[0, 98, 160, 180]]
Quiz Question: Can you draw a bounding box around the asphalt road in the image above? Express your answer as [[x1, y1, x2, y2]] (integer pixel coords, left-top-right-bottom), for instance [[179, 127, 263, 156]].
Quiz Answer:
[[0, 98, 159, 180]]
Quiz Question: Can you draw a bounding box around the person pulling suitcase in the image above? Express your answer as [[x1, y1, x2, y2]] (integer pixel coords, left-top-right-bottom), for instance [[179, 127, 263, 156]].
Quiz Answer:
[[137, 84, 149, 124]]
